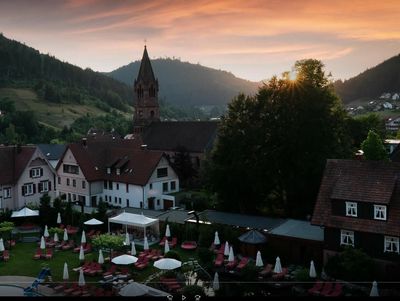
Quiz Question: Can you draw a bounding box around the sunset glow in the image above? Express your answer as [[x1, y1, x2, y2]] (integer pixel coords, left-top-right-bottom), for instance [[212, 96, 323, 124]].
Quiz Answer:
[[0, 0, 399, 81]]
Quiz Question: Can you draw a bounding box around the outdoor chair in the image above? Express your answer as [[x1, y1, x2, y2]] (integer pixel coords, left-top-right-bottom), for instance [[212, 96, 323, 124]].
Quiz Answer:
[[159, 236, 167, 246], [271, 267, 288, 280], [181, 241, 197, 250], [170, 237, 177, 248], [259, 264, 273, 277], [87, 230, 96, 238], [135, 257, 149, 270], [73, 244, 85, 253], [83, 243, 92, 253], [217, 243, 225, 254], [214, 253, 224, 267], [236, 257, 249, 270], [326, 283, 343, 297], [45, 248, 53, 259], [33, 248, 42, 260], [64, 283, 79, 295], [103, 264, 117, 277], [146, 249, 157, 260], [53, 281, 68, 293], [308, 280, 324, 295], [319, 282, 334, 296], [3, 250, 9, 261], [225, 258, 237, 270]]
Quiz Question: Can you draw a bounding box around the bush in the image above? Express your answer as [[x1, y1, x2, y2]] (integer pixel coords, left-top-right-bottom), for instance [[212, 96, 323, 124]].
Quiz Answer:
[[294, 267, 310, 282], [325, 247, 376, 281], [164, 250, 181, 261]]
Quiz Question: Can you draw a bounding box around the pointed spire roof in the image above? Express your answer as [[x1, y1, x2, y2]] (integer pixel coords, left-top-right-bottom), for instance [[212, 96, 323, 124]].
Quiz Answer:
[[137, 46, 156, 84]]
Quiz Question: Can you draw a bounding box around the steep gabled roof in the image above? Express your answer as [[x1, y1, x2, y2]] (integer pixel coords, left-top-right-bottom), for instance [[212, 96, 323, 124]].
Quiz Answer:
[[136, 46, 156, 84], [37, 144, 66, 161], [311, 159, 400, 237], [58, 139, 165, 186], [0, 146, 36, 185], [142, 121, 218, 153]]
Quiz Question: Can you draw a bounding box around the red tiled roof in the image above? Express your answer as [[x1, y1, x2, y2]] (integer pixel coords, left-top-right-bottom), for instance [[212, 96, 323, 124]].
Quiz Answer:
[[311, 159, 400, 237], [0, 146, 35, 185], [59, 139, 165, 186]]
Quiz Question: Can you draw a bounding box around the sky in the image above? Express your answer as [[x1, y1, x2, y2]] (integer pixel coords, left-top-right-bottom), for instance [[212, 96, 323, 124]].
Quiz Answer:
[[0, 0, 399, 82]]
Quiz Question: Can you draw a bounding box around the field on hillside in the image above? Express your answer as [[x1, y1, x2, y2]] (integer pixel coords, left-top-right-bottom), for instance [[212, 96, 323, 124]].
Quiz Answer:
[[0, 88, 132, 129]]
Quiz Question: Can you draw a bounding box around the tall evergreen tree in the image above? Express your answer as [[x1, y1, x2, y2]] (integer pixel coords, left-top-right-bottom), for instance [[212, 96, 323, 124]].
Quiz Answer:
[[361, 130, 388, 161]]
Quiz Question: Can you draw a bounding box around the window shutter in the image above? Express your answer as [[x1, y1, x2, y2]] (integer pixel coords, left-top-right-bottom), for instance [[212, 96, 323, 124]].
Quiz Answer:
[[30, 170, 33, 178], [33, 184, 36, 194], [40, 168, 43, 177], [22, 186, 25, 196], [49, 181, 52, 191], [38, 183, 43, 193]]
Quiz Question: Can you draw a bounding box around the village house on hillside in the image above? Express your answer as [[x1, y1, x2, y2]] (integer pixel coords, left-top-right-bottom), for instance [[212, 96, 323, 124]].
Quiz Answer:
[[0, 145, 56, 210], [125, 46, 219, 168], [311, 159, 400, 278], [56, 138, 180, 211]]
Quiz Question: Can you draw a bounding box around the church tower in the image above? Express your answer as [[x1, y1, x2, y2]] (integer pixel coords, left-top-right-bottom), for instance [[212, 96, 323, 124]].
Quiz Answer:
[[133, 46, 160, 133]]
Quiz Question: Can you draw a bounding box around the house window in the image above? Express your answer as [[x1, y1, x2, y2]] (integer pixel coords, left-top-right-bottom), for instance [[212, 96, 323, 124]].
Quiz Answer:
[[63, 164, 79, 174], [114, 197, 117, 203], [67, 178, 70, 186], [140, 201, 143, 208], [68, 193, 71, 201], [58, 177, 61, 185], [384, 236, 399, 254], [157, 168, 168, 178], [116, 183, 119, 190], [116, 168, 120, 175], [108, 181, 112, 190], [104, 180, 107, 189], [30, 168, 43, 178], [73, 194, 77, 201], [162, 182, 169, 193], [107, 168, 111, 174], [22, 183, 34, 196], [157, 199, 160, 206], [119, 198, 121, 204], [170, 181, 176, 191], [4, 187, 11, 199], [340, 230, 354, 247], [374, 205, 387, 220], [82, 181, 86, 189], [149, 183, 153, 189], [345, 202, 357, 217], [72, 179, 76, 187], [39, 181, 49, 193], [126, 184, 129, 193]]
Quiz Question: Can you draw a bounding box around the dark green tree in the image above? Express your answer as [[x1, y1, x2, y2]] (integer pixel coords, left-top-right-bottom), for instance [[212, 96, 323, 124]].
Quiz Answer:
[[172, 146, 197, 188], [361, 130, 388, 161], [206, 59, 353, 217], [347, 113, 385, 149], [39, 194, 53, 227]]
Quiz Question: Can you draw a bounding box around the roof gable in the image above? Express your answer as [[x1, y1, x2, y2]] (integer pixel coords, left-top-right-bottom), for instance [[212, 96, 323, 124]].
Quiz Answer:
[[0, 146, 36, 185], [312, 159, 400, 236]]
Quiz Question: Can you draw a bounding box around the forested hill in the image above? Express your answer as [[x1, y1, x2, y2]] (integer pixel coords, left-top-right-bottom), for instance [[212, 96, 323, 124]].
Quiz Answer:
[[0, 33, 132, 111], [106, 58, 260, 106], [334, 54, 400, 104]]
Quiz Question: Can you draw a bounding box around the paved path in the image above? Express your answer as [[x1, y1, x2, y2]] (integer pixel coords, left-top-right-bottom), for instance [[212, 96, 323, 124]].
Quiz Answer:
[[0, 276, 59, 296]]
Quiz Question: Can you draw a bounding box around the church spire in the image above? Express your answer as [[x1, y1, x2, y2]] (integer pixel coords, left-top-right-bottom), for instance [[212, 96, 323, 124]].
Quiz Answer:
[[133, 45, 160, 133], [137, 45, 156, 84]]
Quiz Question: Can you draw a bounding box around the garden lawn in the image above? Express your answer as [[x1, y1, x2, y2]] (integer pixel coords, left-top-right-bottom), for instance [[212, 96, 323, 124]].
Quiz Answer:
[[0, 242, 99, 283]]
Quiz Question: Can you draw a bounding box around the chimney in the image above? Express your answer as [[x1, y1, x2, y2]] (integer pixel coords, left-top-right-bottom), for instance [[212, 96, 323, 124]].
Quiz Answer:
[[140, 144, 147, 150]]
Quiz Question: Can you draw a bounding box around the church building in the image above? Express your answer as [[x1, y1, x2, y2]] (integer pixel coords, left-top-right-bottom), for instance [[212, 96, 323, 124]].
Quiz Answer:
[[128, 46, 218, 169]]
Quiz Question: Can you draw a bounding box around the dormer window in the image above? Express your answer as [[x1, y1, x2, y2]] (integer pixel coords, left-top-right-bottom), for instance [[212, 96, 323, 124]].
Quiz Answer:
[[374, 205, 387, 220], [30, 168, 43, 178], [340, 230, 354, 247], [116, 168, 120, 175], [107, 168, 111, 175], [345, 202, 357, 217], [384, 236, 399, 254]]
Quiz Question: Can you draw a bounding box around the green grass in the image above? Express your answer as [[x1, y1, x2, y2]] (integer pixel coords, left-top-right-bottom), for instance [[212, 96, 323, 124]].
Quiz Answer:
[[0, 88, 132, 130], [0, 240, 200, 285]]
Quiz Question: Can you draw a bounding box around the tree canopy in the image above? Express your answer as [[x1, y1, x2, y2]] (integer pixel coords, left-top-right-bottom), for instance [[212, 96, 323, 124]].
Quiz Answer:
[[361, 130, 388, 161], [205, 59, 353, 218]]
